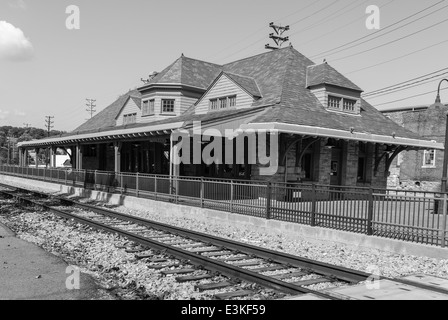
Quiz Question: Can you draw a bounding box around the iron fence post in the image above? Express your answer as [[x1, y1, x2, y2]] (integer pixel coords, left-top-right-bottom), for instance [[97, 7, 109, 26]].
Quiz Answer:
[[154, 175, 158, 200], [175, 176, 179, 204], [120, 173, 124, 194], [230, 180, 234, 213], [311, 184, 316, 227], [200, 178, 204, 208], [136, 172, 139, 197], [266, 182, 272, 220], [441, 194, 447, 248], [367, 187, 374, 236]]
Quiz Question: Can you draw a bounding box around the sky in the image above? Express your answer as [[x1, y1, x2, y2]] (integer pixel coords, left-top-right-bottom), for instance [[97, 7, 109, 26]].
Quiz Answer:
[[1, 0, 448, 132]]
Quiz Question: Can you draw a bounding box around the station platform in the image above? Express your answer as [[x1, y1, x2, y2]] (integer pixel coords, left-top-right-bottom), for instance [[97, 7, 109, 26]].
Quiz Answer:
[[0, 222, 104, 300]]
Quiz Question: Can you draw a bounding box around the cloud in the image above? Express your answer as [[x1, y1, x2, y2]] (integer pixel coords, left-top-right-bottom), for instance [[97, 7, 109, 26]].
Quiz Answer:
[[0, 110, 10, 120], [0, 21, 34, 61], [8, 0, 27, 10], [14, 110, 26, 117]]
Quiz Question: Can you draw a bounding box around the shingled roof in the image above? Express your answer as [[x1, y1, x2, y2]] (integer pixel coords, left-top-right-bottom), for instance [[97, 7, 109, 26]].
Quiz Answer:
[[306, 62, 362, 92], [73, 90, 141, 133], [224, 72, 261, 98], [62, 46, 433, 147], [143, 55, 222, 90]]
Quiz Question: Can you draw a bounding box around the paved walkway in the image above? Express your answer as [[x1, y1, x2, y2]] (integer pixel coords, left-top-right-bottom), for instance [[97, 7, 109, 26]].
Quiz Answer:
[[0, 223, 104, 300]]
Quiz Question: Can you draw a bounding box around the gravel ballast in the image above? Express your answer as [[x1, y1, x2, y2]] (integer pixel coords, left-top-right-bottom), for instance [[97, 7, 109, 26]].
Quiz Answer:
[[1, 181, 448, 300]]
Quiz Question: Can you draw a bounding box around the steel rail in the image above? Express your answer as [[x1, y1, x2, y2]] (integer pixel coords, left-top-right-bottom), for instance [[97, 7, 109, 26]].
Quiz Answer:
[[0, 183, 370, 283], [0, 188, 341, 299], [2, 182, 448, 297]]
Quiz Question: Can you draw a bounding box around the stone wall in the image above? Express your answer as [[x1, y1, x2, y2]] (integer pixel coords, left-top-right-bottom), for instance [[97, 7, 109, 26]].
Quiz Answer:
[[383, 104, 447, 192]]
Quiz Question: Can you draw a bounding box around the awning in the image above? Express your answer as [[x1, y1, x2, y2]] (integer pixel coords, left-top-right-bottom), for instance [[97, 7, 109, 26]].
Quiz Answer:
[[18, 122, 185, 148], [240, 122, 444, 150]]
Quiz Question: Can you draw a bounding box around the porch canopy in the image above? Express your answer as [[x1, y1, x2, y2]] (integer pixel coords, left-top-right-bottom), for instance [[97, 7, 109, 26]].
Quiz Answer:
[[18, 122, 185, 148], [240, 122, 444, 150]]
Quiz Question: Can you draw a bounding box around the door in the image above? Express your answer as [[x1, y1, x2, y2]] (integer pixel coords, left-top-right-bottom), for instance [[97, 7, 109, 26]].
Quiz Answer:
[[330, 148, 342, 186]]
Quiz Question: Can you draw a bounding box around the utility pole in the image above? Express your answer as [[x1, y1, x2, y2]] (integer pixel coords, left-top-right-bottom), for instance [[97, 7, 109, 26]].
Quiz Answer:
[[265, 22, 290, 50], [86, 99, 97, 119], [23, 123, 31, 128], [45, 116, 54, 137]]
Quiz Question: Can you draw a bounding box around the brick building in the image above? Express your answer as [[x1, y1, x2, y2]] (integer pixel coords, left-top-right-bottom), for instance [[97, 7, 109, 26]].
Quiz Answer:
[[383, 103, 448, 191]]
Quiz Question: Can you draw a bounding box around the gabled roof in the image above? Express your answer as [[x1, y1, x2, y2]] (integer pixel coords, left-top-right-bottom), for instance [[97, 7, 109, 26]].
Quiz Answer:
[[306, 62, 363, 92], [140, 55, 222, 90], [114, 95, 142, 120], [224, 72, 261, 98], [73, 90, 141, 133], [38, 46, 435, 150]]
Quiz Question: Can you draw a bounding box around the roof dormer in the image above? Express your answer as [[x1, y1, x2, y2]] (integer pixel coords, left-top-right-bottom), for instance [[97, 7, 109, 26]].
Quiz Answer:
[[306, 62, 363, 115], [194, 71, 262, 115]]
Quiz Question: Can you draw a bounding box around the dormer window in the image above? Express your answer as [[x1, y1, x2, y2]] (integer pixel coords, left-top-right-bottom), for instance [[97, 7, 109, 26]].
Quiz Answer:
[[123, 113, 136, 125], [343, 98, 356, 112], [142, 99, 155, 116], [327, 95, 359, 114], [209, 95, 237, 111], [328, 96, 341, 110], [162, 99, 175, 113]]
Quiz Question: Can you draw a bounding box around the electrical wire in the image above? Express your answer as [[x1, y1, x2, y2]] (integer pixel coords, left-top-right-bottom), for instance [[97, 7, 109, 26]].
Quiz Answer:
[[311, 0, 445, 60]]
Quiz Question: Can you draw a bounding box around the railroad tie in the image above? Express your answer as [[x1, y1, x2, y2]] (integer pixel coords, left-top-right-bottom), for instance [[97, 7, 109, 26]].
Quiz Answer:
[[214, 290, 253, 300], [176, 274, 214, 283], [161, 268, 196, 276], [195, 281, 234, 292]]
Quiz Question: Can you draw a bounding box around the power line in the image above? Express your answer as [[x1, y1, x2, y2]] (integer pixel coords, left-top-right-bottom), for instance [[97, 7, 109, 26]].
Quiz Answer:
[[328, 17, 448, 63], [372, 87, 448, 108], [289, 0, 368, 38], [346, 39, 448, 75], [86, 98, 97, 119], [364, 67, 448, 96], [311, 0, 445, 60], [45, 116, 54, 137], [297, 0, 396, 50], [217, 0, 341, 63], [207, 0, 325, 61], [364, 74, 448, 99]]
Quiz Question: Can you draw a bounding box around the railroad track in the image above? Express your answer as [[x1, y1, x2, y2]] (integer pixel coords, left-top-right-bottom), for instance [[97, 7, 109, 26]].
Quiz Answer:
[[1, 182, 447, 300]]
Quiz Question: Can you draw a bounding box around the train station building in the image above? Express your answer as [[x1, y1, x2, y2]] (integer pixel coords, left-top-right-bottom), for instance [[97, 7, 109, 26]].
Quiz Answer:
[[17, 46, 443, 189]]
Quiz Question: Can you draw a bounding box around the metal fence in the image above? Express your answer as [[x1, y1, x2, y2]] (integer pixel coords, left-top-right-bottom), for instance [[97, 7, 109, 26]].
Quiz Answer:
[[1, 165, 447, 248]]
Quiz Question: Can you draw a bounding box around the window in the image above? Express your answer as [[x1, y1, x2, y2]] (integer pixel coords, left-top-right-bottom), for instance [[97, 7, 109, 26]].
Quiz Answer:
[[162, 99, 175, 113], [328, 95, 358, 113], [219, 97, 227, 109], [328, 96, 341, 109], [343, 98, 356, 112], [210, 99, 218, 110], [229, 96, 236, 107], [123, 113, 137, 125], [423, 150, 436, 168], [142, 99, 155, 116], [209, 95, 237, 111]]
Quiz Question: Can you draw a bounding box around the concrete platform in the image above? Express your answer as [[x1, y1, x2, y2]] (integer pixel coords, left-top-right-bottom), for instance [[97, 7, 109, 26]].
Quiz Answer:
[[328, 279, 448, 300], [0, 222, 104, 300]]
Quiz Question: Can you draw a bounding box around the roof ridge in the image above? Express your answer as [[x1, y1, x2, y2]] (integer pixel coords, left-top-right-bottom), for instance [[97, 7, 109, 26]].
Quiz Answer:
[[223, 46, 293, 67], [279, 49, 296, 108], [181, 54, 223, 68]]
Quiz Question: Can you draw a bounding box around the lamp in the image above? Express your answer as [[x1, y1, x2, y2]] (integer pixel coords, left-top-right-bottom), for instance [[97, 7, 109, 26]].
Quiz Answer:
[[435, 79, 448, 193]]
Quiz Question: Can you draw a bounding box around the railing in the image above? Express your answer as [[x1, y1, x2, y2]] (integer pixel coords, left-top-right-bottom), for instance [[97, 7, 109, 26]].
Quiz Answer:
[[0, 164, 447, 248]]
